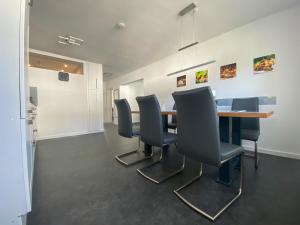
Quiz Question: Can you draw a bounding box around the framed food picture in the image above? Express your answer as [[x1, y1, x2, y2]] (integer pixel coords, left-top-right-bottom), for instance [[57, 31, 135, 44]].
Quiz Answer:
[[253, 54, 276, 74], [220, 63, 237, 80], [195, 70, 208, 84], [177, 75, 187, 87]]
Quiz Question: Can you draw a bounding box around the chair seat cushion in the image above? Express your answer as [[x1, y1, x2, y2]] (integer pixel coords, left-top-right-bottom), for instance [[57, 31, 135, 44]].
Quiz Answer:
[[167, 123, 177, 129], [132, 124, 140, 136], [241, 129, 260, 141], [220, 142, 243, 162], [163, 132, 177, 145]]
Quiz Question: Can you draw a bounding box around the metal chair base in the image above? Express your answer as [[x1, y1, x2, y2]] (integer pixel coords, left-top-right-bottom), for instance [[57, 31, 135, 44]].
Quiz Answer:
[[115, 136, 153, 167], [174, 155, 244, 222], [137, 148, 185, 184], [115, 150, 153, 166]]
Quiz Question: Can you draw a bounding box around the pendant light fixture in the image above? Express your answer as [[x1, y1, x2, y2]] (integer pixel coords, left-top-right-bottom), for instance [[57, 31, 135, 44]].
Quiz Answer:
[[166, 2, 216, 76]]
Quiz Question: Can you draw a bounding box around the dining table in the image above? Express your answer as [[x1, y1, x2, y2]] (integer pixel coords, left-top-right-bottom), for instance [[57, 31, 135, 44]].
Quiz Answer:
[[131, 110, 274, 185]]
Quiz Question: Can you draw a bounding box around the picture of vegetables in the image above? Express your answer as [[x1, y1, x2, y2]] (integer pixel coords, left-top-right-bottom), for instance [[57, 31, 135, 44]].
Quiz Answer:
[[220, 63, 237, 79], [196, 70, 208, 84], [254, 54, 275, 74]]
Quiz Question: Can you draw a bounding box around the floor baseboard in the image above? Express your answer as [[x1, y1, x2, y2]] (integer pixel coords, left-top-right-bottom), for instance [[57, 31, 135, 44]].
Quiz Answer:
[[37, 130, 104, 140], [243, 145, 300, 160]]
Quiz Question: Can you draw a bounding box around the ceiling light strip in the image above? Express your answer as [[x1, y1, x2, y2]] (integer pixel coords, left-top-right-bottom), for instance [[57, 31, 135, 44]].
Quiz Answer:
[[58, 41, 69, 45], [166, 60, 216, 76], [179, 3, 197, 16], [69, 36, 84, 42], [57, 35, 84, 46], [178, 41, 199, 51]]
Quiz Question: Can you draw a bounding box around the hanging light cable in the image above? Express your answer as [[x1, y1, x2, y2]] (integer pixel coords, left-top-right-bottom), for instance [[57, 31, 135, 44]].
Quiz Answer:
[[166, 2, 216, 76]]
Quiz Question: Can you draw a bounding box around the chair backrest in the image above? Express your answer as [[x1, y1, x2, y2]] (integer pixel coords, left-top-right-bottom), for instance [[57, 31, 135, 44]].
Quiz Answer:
[[232, 97, 260, 131], [173, 87, 221, 166], [136, 95, 164, 147], [171, 103, 177, 124], [114, 99, 133, 138]]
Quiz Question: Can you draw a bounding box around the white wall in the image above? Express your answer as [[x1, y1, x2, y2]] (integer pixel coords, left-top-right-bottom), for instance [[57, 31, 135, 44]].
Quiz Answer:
[[29, 51, 104, 139], [120, 79, 144, 123], [106, 6, 300, 159], [103, 82, 112, 123]]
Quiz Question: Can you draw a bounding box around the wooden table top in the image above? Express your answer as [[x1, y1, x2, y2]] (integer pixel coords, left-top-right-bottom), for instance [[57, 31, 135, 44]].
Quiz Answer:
[[132, 110, 274, 118]]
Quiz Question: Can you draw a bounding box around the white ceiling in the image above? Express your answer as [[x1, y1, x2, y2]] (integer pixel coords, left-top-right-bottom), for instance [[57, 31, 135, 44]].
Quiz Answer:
[[29, 0, 299, 80]]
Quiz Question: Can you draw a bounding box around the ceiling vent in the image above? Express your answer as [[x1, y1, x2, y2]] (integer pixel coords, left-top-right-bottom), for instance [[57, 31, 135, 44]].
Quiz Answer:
[[58, 35, 84, 46]]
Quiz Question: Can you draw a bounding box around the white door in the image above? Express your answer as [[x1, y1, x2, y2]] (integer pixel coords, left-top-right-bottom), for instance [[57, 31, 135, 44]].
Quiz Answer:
[[87, 63, 101, 90], [113, 89, 119, 124], [87, 62, 103, 132], [88, 89, 102, 132]]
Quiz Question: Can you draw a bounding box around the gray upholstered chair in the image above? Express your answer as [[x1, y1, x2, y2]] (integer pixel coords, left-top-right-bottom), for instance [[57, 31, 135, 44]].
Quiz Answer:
[[114, 99, 151, 166], [172, 87, 244, 222], [232, 97, 260, 169], [167, 104, 177, 131], [136, 95, 184, 184]]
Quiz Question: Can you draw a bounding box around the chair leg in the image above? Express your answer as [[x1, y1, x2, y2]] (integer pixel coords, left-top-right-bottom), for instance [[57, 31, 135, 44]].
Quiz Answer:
[[254, 141, 259, 169], [174, 154, 244, 222], [137, 150, 185, 184], [244, 141, 259, 169], [115, 136, 153, 166]]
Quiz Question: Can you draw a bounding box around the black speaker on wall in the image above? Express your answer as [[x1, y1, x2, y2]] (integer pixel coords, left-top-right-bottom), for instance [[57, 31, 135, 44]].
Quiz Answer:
[[58, 72, 69, 81]]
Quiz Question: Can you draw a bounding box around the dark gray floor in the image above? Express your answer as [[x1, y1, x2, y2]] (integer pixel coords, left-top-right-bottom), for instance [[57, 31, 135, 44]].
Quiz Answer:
[[28, 124, 300, 225]]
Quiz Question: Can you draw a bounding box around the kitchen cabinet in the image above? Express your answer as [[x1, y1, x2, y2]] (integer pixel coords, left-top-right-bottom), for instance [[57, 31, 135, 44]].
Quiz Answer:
[[0, 0, 33, 224]]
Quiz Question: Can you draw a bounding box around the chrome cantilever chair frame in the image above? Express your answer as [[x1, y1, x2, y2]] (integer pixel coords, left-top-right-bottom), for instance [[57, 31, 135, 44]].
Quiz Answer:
[[136, 95, 183, 184], [114, 98, 154, 167], [115, 135, 153, 166], [173, 154, 244, 222], [137, 147, 185, 184], [244, 141, 259, 169], [232, 97, 260, 169]]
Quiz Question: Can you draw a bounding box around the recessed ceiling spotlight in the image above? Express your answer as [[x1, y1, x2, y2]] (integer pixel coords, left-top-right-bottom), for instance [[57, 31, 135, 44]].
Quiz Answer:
[[64, 64, 68, 68], [115, 22, 126, 29], [58, 35, 84, 46]]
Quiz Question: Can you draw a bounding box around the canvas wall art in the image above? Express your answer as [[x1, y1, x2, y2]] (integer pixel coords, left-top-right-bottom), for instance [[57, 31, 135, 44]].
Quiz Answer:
[[253, 54, 276, 74], [177, 75, 187, 87], [220, 63, 237, 79], [195, 70, 208, 84]]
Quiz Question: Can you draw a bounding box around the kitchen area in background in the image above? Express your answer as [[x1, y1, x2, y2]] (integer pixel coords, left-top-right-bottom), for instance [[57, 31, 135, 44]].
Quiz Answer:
[[28, 50, 104, 140]]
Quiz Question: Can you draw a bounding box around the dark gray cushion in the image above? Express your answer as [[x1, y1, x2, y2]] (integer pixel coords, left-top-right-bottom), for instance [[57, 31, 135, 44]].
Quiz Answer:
[[163, 132, 177, 145], [168, 104, 177, 129], [232, 98, 260, 136], [220, 143, 243, 161], [136, 95, 164, 147], [115, 99, 134, 138], [132, 125, 140, 136], [167, 122, 177, 129], [173, 87, 243, 167], [173, 87, 221, 166], [241, 129, 260, 141]]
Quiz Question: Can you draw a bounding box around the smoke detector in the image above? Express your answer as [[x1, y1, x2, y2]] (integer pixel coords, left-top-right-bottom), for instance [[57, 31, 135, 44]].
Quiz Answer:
[[58, 35, 84, 46], [115, 22, 126, 29]]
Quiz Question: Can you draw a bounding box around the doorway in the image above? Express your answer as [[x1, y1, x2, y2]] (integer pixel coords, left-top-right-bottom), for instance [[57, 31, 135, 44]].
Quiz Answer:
[[119, 79, 144, 123], [112, 89, 120, 124]]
